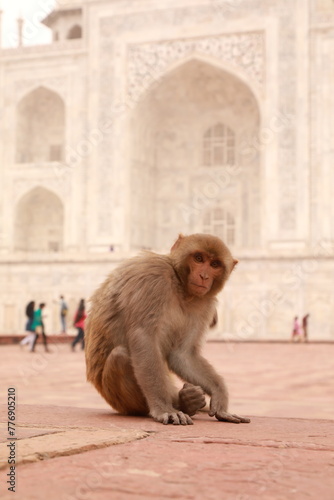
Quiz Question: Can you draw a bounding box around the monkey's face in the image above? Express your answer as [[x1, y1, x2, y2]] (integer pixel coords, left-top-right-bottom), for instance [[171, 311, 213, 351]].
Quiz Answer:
[[187, 251, 224, 297], [171, 233, 238, 298]]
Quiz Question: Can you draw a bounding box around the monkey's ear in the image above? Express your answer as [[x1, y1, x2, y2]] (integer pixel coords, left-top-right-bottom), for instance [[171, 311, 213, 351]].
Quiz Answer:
[[171, 234, 185, 252], [232, 259, 239, 269]]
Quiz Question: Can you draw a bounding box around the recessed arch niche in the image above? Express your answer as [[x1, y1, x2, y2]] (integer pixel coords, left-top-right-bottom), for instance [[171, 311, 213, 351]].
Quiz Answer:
[[14, 187, 64, 252], [16, 86, 65, 163], [129, 58, 260, 250]]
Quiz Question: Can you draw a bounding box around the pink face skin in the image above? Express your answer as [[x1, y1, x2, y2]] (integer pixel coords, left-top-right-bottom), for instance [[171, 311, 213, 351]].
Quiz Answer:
[[187, 252, 223, 297]]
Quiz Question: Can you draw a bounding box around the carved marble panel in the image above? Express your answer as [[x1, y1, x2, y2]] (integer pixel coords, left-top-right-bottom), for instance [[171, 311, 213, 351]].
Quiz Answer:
[[127, 32, 265, 104]]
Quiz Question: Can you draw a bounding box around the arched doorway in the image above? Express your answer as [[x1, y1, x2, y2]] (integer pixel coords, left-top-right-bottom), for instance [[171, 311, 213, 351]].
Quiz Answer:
[[14, 187, 64, 252], [16, 87, 65, 163], [130, 58, 260, 250], [67, 25, 82, 39]]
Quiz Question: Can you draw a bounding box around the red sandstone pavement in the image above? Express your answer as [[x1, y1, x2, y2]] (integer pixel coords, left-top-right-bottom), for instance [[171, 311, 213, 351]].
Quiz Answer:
[[0, 343, 333, 499]]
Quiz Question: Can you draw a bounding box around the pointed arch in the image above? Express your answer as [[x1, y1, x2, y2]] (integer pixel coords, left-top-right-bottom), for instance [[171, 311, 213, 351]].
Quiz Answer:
[[134, 52, 262, 114], [16, 86, 65, 163], [14, 187, 64, 252]]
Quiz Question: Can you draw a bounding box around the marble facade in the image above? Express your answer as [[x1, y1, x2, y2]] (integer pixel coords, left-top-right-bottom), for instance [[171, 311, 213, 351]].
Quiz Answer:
[[0, 0, 333, 339]]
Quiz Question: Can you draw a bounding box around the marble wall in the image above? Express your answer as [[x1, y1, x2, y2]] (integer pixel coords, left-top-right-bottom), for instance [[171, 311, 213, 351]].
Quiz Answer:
[[0, 0, 333, 339]]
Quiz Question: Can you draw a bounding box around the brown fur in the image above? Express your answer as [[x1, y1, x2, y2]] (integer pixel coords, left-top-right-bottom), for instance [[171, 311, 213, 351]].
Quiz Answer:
[[85, 233, 250, 425]]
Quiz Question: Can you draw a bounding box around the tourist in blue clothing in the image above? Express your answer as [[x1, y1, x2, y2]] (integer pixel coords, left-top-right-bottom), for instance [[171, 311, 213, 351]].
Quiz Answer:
[[30, 303, 49, 352]]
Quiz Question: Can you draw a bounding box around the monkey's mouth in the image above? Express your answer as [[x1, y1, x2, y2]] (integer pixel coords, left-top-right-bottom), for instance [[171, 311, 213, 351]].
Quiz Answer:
[[190, 283, 209, 291]]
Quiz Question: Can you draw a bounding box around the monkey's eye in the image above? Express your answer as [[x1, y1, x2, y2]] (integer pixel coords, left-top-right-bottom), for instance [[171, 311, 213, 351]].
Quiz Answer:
[[194, 253, 204, 263], [211, 260, 221, 268]]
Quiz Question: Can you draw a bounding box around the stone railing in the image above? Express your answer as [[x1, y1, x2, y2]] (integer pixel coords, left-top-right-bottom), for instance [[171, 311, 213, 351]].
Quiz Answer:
[[0, 39, 84, 57]]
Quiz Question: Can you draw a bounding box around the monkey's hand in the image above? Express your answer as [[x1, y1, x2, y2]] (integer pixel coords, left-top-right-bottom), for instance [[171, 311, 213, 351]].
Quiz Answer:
[[178, 383, 206, 416], [209, 395, 250, 424], [150, 408, 194, 425]]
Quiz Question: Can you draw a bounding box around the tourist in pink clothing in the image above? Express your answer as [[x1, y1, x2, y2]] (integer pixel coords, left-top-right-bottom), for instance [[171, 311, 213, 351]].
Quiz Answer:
[[71, 299, 87, 351], [291, 316, 302, 342]]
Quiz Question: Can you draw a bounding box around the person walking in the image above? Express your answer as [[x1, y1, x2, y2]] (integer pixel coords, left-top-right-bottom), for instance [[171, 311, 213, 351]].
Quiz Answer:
[[20, 301, 35, 348], [59, 295, 68, 334], [291, 316, 302, 342], [302, 313, 310, 342], [71, 299, 87, 351], [40, 304, 50, 352], [30, 303, 46, 352]]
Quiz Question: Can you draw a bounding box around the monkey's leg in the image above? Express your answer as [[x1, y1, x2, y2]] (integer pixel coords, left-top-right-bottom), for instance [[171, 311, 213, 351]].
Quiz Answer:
[[177, 383, 206, 416], [101, 345, 149, 416]]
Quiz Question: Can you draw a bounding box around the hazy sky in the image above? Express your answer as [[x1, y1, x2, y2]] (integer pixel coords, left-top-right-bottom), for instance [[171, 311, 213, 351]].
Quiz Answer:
[[1, 0, 56, 47]]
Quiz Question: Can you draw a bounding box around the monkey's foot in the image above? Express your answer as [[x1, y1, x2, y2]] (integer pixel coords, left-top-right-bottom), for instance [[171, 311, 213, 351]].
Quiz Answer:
[[179, 383, 206, 417], [151, 409, 193, 425]]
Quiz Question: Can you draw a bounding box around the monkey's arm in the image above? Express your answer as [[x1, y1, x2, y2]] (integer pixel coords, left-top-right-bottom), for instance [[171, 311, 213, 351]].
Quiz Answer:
[[169, 349, 250, 423], [128, 329, 193, 425]]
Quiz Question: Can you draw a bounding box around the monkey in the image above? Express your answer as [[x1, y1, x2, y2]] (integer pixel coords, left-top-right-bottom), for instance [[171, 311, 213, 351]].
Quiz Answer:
[[85, 233, 250, 425]]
